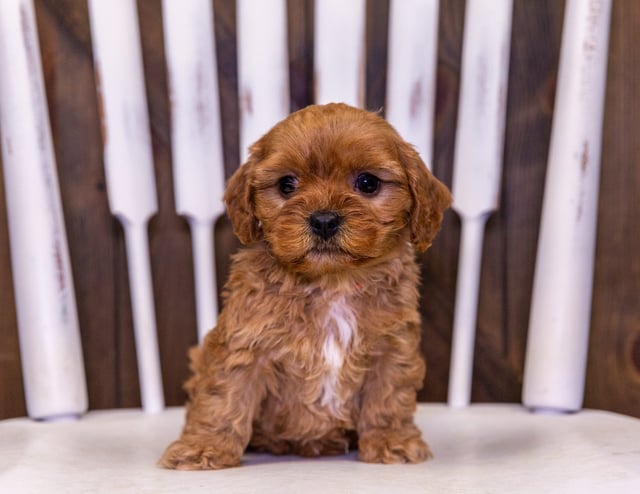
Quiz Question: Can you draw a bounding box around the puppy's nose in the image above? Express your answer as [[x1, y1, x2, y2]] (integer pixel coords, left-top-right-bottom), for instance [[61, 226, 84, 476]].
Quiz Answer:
[[309, 211, 342, 240]]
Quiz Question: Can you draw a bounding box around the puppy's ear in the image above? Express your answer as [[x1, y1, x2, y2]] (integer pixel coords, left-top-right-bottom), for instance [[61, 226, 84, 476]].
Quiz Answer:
[[223, 143, 264, 244], [398, 141, 452, 252]]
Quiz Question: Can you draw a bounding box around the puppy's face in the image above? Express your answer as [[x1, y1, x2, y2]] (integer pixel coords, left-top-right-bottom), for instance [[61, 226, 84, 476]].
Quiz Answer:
[[225, 104, 451, 276]]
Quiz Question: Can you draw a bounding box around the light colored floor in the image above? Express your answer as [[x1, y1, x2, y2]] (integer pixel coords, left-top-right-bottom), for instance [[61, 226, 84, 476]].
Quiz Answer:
[[1, 404, 639, 493]]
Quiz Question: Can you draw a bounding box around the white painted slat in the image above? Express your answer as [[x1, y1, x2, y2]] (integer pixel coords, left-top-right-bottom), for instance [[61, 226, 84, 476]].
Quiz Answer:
[[386, 0, 439, 168], [451, 0, 513, 218], [448, 0, 513, 408], [237, 0, 289, 161], [314, 0, 366, 107], [162, 0, 225, 341], [523, 0, 612, 414], [0, 0, 88, 421], [88, 0, 164, 414]]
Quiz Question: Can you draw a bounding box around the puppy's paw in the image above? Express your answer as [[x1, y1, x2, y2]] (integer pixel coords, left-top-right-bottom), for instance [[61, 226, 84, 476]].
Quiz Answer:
[[358, 427, 432, 464], [159, 438, 241, 470]]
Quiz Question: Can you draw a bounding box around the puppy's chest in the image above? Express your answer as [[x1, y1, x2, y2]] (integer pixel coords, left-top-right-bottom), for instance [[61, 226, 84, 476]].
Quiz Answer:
[[268, 292, 364, 417], [318, 296, 358, 413]]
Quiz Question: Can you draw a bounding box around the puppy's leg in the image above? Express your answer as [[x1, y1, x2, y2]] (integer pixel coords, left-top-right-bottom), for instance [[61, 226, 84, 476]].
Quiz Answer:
[[357, 328, 432, 464], [160, 346, 263, 470]]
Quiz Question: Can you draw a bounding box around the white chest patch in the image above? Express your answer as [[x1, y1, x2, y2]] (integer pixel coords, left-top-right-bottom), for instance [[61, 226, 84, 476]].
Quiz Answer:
[[320, 297, 357, 413]]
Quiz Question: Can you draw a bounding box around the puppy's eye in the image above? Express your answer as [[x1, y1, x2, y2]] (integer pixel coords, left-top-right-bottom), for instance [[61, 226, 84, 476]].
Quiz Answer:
[[278, 175, 298, 197], [354, 172, 381, 195]]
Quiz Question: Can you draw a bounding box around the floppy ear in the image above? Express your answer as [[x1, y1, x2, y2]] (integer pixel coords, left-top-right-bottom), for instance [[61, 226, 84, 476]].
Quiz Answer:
[[398, 141, 452, 252], [223, 142, 264, 244]]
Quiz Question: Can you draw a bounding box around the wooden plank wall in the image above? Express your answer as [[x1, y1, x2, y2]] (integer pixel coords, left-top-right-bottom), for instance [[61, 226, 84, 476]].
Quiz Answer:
[[0, 0, 638, 419]]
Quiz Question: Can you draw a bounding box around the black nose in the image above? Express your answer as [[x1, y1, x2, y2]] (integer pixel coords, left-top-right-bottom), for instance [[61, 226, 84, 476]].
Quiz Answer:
[[309, 211, 342, 240]]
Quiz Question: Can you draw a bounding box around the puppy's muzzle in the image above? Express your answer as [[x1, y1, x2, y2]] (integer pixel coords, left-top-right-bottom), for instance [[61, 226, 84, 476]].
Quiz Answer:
[[309, 211, 342, 241]]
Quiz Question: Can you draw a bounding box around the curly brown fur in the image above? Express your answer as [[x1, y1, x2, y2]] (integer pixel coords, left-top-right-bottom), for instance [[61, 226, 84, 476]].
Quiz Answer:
[[160, 103, 451, 470]]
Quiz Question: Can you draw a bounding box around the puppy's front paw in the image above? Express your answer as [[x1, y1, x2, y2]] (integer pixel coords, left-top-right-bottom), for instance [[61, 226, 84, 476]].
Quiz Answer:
[[159, 438, 241, 470], [358, 427, 432, 464]]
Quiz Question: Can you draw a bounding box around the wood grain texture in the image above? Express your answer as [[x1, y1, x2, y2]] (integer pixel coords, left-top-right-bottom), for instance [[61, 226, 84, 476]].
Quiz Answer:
[[587, 0, 640, 416], [0, 0, 638, 419]]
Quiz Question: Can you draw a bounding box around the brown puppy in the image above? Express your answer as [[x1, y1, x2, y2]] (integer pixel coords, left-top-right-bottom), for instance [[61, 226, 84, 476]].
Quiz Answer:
[[160, 103, 451, 470]]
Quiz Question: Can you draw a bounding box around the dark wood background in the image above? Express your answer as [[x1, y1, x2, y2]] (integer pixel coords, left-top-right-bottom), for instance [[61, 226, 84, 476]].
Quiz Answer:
[[1, 0, 639, 420]]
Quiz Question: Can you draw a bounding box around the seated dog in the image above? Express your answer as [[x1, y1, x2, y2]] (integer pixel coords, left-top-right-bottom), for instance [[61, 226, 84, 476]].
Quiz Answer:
[[161, 103, 451, 470]]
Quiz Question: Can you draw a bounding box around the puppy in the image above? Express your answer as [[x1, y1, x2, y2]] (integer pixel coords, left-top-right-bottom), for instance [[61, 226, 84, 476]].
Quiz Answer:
[[161, 103, 451, 470]]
